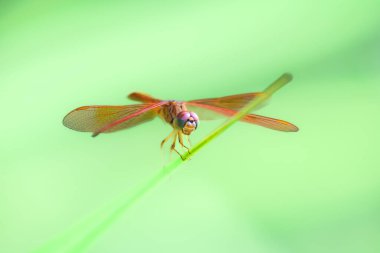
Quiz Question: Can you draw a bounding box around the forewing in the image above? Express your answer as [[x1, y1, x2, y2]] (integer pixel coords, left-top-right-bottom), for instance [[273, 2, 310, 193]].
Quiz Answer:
[[185, 104, 225, 120], [63, 102, 165, 136], [187, 102, 298, 132], [188, 92, 265, 111]]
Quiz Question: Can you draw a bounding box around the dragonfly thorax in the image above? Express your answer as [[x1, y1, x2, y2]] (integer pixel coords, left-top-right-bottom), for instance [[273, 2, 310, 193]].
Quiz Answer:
[[158, 101, 199, 135]]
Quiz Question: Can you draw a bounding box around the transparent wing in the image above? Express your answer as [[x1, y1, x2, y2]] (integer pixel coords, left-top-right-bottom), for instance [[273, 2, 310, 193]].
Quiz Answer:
[[188, 92, 265, 111], [63, 102, 167, 136], [186, 102, 298, 132], [243, 114, 299, 132]]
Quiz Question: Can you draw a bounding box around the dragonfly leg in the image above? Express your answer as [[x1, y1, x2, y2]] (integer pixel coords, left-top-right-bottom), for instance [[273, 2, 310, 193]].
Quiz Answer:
[[170, 132, 185, 160], [186, 135, 192, 147], [161, 130, 176, 149], [178, 132, 191, 154]]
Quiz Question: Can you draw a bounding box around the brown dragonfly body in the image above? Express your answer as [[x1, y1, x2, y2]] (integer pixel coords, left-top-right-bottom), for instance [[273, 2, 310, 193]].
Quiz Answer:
[[157, 101, 188, 127], [128, 93, 198, 156], [63, 91, 298, 158]]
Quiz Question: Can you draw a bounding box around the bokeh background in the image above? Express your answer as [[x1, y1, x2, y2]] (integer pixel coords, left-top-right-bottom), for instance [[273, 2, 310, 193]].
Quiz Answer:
[[1, 1, 380, 252]]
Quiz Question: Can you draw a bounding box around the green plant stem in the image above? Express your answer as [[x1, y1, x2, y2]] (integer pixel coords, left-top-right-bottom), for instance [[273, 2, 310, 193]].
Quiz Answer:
[[182, 73, 292, 160], [34, 73, 293, 253]]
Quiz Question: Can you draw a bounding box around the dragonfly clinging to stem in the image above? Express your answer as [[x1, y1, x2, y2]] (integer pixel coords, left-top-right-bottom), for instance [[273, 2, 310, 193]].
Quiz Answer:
[[63, 87, 298, 159]]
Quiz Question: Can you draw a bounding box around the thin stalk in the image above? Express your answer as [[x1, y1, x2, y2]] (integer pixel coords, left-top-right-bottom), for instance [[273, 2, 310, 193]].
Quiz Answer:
[[182, 73, 292, 160], [34, 73, 293, 253]]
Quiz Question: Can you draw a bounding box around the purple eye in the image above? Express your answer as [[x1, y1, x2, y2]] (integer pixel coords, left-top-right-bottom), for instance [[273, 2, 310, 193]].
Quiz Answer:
[[175, 111, 199, 130], [178, 112, 191, 122], [189, 112, 199, 121]]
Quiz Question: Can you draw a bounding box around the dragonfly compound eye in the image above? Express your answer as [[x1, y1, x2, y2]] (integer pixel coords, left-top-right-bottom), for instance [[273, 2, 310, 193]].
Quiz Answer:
[[175, 111, 199, 135]]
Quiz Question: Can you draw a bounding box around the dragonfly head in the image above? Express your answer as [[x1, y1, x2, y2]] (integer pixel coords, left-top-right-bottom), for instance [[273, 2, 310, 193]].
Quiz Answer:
[[175, 111, 199, 135]]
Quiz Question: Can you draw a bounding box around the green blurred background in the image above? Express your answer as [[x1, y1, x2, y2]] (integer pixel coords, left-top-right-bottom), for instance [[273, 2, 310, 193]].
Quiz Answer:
[[1, 0, 380, 252]]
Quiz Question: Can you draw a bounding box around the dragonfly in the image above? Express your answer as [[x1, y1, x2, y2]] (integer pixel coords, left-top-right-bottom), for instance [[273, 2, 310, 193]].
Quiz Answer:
[[63, 91, 298, 158]]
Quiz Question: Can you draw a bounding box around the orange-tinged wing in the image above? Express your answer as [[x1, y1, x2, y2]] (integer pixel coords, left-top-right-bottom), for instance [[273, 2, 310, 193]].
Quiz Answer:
[[243, 114, 299, 132], [189, 92, 264, 111], [63, 102, 167, 136], [127, 92, 161, 103], [186, 102, 298, 132]]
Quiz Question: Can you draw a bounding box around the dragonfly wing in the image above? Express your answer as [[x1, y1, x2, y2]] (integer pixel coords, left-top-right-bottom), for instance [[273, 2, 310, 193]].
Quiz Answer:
[[127, 92, 162, 103], [186, 102, 298, 132], [188, 92, 266, 111], [186, 104, 225, 120], [63, 102, 167, 136], [243, 114, 299, 132]]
